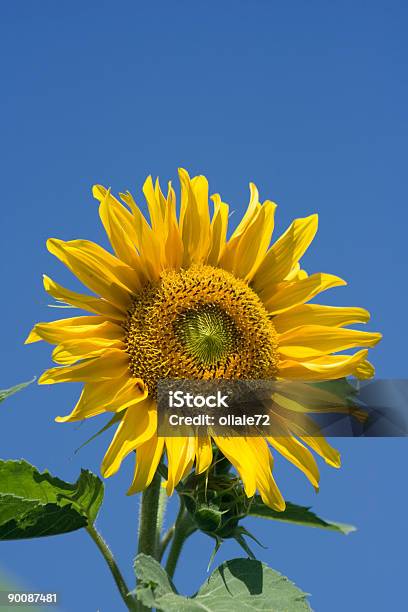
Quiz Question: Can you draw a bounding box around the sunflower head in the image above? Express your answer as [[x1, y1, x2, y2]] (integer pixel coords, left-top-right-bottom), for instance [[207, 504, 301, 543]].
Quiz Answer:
[[27, 168, 382, 511]]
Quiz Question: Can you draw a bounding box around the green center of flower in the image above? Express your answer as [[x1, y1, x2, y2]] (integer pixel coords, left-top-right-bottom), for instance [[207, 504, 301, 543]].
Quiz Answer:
[[174, 305, 240, 366]]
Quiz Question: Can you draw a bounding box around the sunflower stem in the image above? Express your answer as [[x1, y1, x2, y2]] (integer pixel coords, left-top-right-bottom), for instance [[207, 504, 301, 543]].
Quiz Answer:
[[164, 500, 196, 580], [86, 523, 137, 611], [137, 470, 163, 559], [158, 524, 175, 562], [134, 471, 164, 611], [155, 484, 168, 554]]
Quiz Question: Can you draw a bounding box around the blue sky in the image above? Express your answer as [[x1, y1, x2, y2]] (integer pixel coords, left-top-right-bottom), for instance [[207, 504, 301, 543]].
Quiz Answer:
[[1, 1, 407, 610]]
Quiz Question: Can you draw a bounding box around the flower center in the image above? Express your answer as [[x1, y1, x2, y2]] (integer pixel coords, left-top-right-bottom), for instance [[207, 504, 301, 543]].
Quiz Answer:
[[174, 305, 239, 366], [124, 265, 278, 395]]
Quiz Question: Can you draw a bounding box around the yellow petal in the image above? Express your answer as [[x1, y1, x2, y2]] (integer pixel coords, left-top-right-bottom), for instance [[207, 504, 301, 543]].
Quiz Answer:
[[218, 183, 260, 272], [52, 337, 124, 365], [207, 194, 229, 266], [284, 263, 307, 282], [267, 421, 320, 489], [94, 186, 141, 269], [278, 325, 382, 359], [127, 435, 165, 495], [42, 275, 125, 320], [101, 398, 157, 478], [195, 436, 213, 474], [165, 436, 196, 495], [191, 174, 212, 259], [25, 328, 43, 343], [231, 200, 277, 281], [143, 176, 166, 236], [38, 349, 129, 384], [47, 239, 140, 309], [355, 359, 375, 379], [213, 436, 285, 510], [180, 457, 195, 483], [179, 169, 211, 266], [230, 182, 260, 240], [212, 436, 256, 497], [56, 376, 146, 422], [263, 273, 347, 314], [273, 304, 370, 333], [303, 436, 341, 468], [154, 178, 168, 220], [93, 185, 139, 245], [26, 317, 124, 345], [26, 316, 109, 344], [164, 181, 184, 270], [278, 349, 369, 381], [119, 190, 150, 250], [271, 386, 367, 422], [246, 437, 286, 511], [120, 190, 163, 281], [287, 415, 341, 468], [252, 214, 318, 292]]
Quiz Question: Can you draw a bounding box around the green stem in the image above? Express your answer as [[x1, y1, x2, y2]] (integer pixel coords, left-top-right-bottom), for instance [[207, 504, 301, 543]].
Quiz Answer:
[[155, 485, 168, 555], [158, 525, 175, 562], [137, 471, 163, 559], [135, 472, 165, 611], [165, 502, 196, 580], [86, 523, 136, 611]]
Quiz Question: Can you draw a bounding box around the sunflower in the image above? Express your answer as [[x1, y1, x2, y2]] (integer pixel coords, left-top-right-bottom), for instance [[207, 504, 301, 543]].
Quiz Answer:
[[26, 169, 381, 510]]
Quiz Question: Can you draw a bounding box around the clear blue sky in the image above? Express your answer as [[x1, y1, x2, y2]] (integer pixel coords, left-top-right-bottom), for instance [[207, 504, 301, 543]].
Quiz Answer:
[[1, 1, 407, 610]]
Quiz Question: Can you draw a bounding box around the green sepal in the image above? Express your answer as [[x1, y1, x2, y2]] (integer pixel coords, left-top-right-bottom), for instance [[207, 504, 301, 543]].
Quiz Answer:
[[0, 378, 35, 405], [233, 532, 256, 560], [206, 525, 266, 570], [74, 411, 122, 454], [207, 536, 222, 571]]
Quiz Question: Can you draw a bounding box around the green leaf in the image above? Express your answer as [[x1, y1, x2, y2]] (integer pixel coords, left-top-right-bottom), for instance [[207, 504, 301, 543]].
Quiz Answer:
[[0, 460, 103, 539], [249, 496, 355, 534], [135, 554, 311, 611], [134, 554, 177, 609], [0, 378, 35, 405]]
